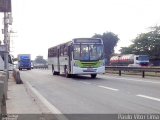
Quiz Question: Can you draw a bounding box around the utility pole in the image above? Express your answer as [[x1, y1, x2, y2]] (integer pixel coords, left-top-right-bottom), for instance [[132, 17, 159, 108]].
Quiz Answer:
[[0, 0, 12, 101], [1, 0, 12, 78], [3, 12, 9, 79]]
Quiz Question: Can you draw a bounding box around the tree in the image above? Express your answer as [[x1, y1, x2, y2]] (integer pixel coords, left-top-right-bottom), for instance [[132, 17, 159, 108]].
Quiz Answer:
[[92, 32, 119, 65], [120, 33, 151, 55], [120, 25, 160, 60], [120, 46, 133, 54]]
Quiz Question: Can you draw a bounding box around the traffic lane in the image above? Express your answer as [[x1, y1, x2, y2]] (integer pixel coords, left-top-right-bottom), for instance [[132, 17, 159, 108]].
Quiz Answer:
[[20, 70, 160, 113], [21, 70, 160, 102], [72, 74, 160, 109], [73, 74, 160, 99]]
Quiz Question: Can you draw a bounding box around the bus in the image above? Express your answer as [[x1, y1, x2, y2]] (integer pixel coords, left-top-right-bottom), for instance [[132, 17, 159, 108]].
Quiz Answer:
[[48, 38, 105, 78]]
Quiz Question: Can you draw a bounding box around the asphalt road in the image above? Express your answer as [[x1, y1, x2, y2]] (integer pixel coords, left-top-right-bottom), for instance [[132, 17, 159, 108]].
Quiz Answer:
[[20, 69, 160, 114]]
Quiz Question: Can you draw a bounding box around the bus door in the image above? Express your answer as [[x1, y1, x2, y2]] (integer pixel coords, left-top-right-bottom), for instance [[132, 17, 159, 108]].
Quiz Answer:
[[57, 48, 60, 72], [68, 45, 72, 73]]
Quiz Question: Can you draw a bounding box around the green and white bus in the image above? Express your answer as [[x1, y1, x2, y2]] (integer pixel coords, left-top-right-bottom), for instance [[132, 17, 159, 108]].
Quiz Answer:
[[48, 38, 105, 78]]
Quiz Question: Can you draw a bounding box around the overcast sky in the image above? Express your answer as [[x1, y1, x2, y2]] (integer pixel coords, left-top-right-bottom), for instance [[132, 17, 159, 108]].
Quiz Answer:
[[1, 0, 160, 59]]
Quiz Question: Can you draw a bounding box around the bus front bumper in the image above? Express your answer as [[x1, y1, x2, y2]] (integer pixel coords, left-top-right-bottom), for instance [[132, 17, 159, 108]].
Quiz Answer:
[[72, 66, 105, 74]]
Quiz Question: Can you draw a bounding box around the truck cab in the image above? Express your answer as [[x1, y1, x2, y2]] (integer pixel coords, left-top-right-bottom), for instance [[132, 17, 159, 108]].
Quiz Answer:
[[18, 54, 31, 70]]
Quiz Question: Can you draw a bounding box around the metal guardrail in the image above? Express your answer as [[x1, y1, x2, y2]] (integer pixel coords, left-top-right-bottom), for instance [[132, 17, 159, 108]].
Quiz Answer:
[[105, 66, 160, 78], [33, 65, 48, 69]]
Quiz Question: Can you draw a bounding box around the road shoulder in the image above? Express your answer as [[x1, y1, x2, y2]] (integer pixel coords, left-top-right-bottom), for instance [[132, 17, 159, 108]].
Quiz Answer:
[[6, 75, 51, 114]]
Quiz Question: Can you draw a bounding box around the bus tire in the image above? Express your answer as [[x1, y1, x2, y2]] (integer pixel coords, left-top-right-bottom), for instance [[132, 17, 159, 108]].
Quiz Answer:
[[91, 74, 97, 78], [53, 71, 58, 75], [52, 66, 57, 75], [57, 72, 60, 75]]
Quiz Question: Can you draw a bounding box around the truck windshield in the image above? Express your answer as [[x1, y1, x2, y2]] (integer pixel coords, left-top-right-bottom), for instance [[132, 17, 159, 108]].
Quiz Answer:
[[20, 59, 30, 64], [21, 59, 30, 62], [138, 55, 149, 61], [73, 44, 103, 61], [20, 56, 30, 62]]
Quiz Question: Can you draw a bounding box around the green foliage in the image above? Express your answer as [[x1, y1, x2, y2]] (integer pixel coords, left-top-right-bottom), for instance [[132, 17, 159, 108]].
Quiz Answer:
[[92, 32, 119, 65], [120, 26, 160, 59], [13, 58, 18, 62]]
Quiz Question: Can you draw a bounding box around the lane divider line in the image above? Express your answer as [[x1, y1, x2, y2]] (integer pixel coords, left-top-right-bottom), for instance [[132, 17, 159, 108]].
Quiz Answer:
[[137, 94, 160, 102], [25, 81, 68, 120], [98, 85, 119, 91]]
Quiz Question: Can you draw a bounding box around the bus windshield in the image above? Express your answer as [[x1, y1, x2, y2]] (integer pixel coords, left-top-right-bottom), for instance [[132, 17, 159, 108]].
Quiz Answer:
[[21, 59, 30, 63], [74, 44, 103, 61]]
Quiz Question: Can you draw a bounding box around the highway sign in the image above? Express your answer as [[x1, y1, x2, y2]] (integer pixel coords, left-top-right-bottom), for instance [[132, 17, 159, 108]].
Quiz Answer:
[[0, 0, 11, 12]]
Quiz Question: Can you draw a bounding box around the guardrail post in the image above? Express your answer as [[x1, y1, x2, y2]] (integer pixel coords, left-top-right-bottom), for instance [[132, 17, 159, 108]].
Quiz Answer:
[[142, 71, 145, 78], [119, 70, 121, 76]]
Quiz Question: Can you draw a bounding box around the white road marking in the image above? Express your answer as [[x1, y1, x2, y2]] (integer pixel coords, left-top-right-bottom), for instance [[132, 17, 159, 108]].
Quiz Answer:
[[137, 94, 160, 102], [81, 82, 91, 85], [25, 81, 68, 120], [101, 75, 160, 84], [98, 85, 119, 91]]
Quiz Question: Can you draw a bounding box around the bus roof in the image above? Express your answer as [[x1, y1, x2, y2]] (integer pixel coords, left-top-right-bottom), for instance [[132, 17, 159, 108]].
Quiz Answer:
[[48, 38, 103, 49]]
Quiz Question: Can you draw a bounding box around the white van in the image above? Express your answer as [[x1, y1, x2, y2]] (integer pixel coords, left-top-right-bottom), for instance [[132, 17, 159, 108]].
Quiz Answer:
[[0, 52, 14, 71]]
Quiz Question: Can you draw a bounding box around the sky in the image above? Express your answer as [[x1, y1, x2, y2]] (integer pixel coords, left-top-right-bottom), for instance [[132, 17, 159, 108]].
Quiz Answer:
[[1, 0, 160, 60]]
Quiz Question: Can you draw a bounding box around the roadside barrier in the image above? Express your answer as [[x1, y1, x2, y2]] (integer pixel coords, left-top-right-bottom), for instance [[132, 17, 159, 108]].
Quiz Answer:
[[0, 72, 7, 114], [13, 69, 23, 84], [105, 66, 160, 78], [33, 65, 48, 69]]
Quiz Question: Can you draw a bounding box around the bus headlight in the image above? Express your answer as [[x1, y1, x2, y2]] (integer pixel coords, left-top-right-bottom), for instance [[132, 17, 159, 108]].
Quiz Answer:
[[74, 62, 79, 67]]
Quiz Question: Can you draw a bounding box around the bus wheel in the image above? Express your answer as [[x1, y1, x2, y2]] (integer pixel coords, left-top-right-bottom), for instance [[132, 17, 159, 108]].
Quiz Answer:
[[91, 74, 97, 78], [52, 67, 56, 75]]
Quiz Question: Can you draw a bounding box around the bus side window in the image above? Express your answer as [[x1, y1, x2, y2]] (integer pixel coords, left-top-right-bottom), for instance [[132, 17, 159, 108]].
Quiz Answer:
[[64, 45, 68, 55]]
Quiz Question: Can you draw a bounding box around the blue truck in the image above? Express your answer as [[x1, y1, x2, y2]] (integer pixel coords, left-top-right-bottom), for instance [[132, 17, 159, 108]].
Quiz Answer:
[[18, 54, 31, 70]]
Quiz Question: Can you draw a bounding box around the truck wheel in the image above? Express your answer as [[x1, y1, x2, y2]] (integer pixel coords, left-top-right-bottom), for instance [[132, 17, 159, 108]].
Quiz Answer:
[[91, 74, 97, 78]]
